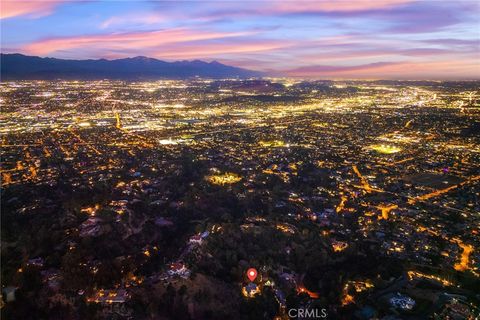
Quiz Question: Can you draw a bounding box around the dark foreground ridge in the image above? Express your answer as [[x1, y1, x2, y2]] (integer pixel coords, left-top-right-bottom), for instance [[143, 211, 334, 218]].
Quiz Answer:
[[0, 53, 263, 80]]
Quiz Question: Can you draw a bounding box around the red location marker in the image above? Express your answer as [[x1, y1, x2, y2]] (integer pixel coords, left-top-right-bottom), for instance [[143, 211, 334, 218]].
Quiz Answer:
[[247, 268, 258, 282]]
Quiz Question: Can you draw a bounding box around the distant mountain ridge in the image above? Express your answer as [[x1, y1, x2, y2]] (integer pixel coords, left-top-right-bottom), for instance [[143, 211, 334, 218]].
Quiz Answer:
[[0, 53, 263, 80]]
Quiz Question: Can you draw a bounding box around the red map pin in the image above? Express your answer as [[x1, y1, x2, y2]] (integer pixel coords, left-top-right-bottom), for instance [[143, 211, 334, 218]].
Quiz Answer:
[[247, 268, 257, 282]]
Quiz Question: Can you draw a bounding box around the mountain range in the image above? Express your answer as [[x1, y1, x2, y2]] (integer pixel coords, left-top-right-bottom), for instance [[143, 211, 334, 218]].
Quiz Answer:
[[0, 53, 263, 80]]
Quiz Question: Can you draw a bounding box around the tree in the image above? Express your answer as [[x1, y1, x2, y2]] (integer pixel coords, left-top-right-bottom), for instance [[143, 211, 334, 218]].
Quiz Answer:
[[178, 285, 187, 297], [60, 250, 91, 291]]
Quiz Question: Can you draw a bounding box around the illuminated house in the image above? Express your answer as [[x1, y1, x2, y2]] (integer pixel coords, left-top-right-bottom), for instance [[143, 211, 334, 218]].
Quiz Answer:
[[189, 235, 203, 244], [242, 283, 260, 298], [189, 231, 210, 244], [167, 262, 190, 278], [332, 240, 349, 252], [79, 217, 103, 238], [88, 289, 129, 304], [389, 293, 415, 310]]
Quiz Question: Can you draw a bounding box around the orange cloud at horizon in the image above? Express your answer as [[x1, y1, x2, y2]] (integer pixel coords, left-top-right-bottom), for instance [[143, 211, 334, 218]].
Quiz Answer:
[[284, 59, 480, 79]]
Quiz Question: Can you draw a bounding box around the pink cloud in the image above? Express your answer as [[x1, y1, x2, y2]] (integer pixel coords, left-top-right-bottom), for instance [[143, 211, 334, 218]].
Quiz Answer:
[[296, 47, 470, 64], [100, 13, 166, 29], [203, 0, 418, 19], [0, 0, 64, 19], [22, 29, 255, 56], [48, 40, 289, 62], [272, 0, 417, 13], [150, 41, 290, 60]]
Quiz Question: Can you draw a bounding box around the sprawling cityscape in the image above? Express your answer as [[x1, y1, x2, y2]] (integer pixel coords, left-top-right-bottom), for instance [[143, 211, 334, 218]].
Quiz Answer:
[[2, 0, 480, 318], [1, 79, 479, 319]]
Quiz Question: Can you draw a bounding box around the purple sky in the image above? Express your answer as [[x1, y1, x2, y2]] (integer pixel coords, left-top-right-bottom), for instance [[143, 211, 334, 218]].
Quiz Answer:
[[1, 0, 479, 79]]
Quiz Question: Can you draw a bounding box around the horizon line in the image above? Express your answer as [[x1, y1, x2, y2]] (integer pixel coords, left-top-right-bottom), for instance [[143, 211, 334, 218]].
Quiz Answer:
[[2, 52, 480, 81]]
